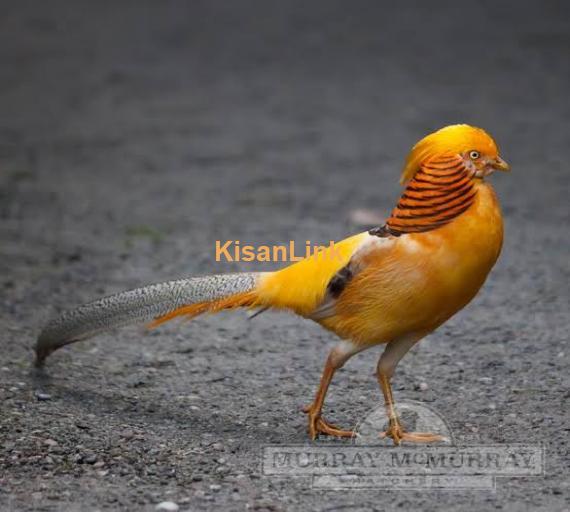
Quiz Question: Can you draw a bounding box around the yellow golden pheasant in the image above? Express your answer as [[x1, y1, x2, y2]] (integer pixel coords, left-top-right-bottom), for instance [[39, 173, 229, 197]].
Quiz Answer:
[[36, 124, 509, 444]]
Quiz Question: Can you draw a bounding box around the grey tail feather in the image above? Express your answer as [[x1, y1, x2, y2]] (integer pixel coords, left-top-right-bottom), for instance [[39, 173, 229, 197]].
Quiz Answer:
[[35, 273, 262, 368]]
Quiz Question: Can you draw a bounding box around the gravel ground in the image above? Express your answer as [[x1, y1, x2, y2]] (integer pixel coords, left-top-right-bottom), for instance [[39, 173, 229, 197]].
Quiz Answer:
[[1, 1, 568, 511]]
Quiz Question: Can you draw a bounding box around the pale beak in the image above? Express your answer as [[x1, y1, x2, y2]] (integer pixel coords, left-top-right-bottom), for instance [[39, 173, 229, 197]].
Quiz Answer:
[[493, 156, 510, 172]]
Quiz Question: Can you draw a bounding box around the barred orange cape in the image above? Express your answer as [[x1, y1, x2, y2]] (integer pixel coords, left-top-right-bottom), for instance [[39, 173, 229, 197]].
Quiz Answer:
[[385, 153, 476, 235]]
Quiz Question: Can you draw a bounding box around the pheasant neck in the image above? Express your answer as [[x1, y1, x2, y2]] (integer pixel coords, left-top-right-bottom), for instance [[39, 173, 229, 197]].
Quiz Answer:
[[373, 155, 477, 237]]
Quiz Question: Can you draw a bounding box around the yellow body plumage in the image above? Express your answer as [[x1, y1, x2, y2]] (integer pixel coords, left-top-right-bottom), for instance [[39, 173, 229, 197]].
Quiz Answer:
[[256, 180, 503, 347]]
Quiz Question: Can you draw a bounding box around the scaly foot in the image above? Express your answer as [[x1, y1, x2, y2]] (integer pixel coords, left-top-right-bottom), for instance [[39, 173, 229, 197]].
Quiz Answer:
[[303, 404, 355, 439], [380, 418, 445, 445]]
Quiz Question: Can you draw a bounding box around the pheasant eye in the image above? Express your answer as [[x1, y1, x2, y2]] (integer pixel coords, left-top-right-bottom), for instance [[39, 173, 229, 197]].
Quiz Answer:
[[469, 150, 480, 160]]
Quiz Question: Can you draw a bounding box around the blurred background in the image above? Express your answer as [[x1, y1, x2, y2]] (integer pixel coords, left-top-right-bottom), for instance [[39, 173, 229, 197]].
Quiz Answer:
[[1, 1, 568, 511], [2, 1, 568, 283]]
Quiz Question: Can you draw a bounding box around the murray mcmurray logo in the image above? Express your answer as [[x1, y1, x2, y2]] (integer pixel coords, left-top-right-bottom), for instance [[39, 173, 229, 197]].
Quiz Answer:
[[262, 400, 544, 490]]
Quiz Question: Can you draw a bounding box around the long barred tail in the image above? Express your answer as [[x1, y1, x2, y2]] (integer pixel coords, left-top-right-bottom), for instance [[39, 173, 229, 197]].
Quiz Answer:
[[35, 273, 263, 367]]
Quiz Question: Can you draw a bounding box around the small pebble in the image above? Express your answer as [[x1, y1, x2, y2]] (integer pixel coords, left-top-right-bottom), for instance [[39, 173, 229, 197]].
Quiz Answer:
[[83, 453, 98, 464], [155, 501, 179, 512], [419, 382, 428, 391], [35, 392, 52, 401], [209, 484, 221, 492], [348, 208, 385, 226], [121, 429, 135, 439]]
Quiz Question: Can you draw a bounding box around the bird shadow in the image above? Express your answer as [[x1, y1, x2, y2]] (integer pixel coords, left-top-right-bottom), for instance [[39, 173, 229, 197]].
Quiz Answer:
[[28, 364, 289, 442]]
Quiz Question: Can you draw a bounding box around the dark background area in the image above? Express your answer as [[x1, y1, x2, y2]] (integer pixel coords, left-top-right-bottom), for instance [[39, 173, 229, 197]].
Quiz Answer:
[[1, 1, 568, 511]]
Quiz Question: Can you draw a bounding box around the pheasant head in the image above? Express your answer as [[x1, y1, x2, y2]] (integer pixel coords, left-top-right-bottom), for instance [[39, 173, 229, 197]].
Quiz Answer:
[[400, 124, 510, 185]]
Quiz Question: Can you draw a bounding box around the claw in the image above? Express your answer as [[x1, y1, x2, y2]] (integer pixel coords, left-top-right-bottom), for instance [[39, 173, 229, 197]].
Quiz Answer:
[[303, 405, 355, 439], [380, 418, 445, 445]]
